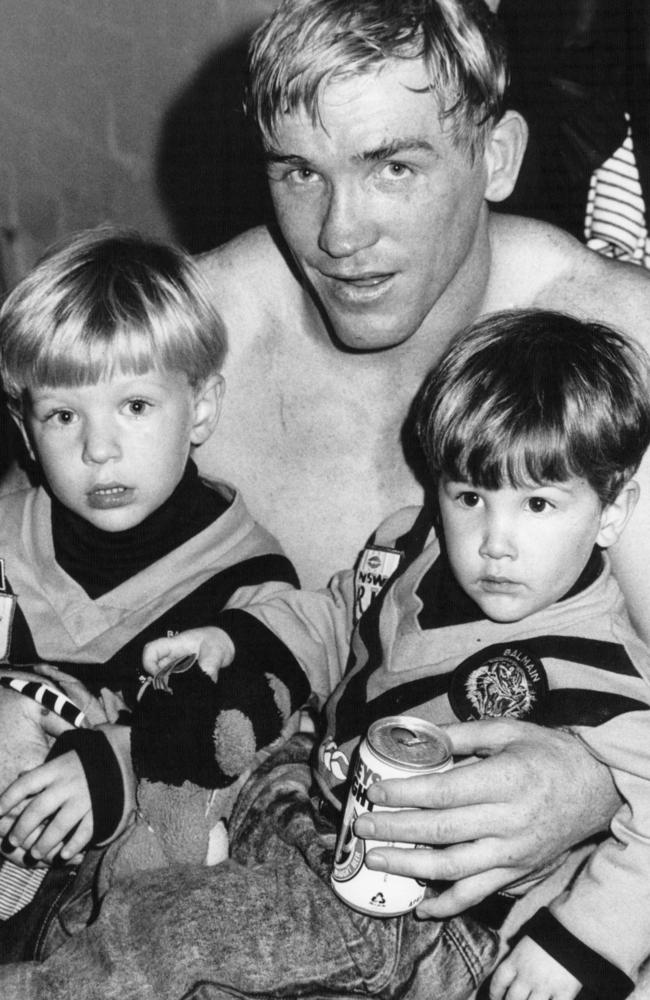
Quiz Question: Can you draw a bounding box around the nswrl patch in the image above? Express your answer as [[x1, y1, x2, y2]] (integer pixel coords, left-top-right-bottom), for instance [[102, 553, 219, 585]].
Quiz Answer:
[[353, 545, 402, 625], [449, 642, 548, 721]]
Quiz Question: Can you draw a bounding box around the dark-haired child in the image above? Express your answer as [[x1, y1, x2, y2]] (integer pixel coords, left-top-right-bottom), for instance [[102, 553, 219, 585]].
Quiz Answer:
[[140, 310, 650, 1000]]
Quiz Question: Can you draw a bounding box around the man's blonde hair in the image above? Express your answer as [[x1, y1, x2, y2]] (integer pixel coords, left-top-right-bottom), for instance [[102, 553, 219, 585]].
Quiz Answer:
[[246, 0, 508, 159]]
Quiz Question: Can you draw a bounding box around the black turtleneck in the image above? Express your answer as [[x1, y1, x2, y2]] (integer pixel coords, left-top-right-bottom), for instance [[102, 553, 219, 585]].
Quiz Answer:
[[51, 460, 230, 599]]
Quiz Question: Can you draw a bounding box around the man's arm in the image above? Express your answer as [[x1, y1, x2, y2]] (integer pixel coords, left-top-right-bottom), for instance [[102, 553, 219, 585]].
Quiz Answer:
[[0, 674, 80, 792], [608, 445, 650, 645], [354, 719, 619, 917], [567, 256, 650, 646]]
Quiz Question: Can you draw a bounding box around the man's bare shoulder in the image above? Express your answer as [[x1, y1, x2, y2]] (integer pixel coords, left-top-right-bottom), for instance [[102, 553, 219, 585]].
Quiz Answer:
[[196, 226, 301, 334], [487, 214, 650, 343]]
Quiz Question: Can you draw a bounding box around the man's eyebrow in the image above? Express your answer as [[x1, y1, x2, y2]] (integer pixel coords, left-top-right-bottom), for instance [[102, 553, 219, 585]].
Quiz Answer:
[[264, 138, 437, 166], [359, 138, 437, 162], [264, 151, 309, 166]]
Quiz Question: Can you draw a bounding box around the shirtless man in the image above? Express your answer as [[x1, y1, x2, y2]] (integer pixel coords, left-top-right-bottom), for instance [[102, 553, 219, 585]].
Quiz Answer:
[[0, 1, 646, 993], [191, 0, 649, 914], [197, 2, 650, 615]]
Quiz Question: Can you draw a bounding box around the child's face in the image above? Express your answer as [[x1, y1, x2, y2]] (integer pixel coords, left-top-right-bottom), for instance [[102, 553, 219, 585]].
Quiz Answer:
[[20, 368, 214, 532], [437, 475, 615, 622]]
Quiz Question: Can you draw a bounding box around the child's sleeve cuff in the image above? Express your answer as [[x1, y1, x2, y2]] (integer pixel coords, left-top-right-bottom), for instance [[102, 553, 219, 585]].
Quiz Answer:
[[521, 907, 634, 999], [46, 728, 125, 846]]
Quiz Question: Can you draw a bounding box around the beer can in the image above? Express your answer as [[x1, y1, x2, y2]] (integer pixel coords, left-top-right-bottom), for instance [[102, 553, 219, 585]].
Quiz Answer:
[[331, 715, 452, 917]]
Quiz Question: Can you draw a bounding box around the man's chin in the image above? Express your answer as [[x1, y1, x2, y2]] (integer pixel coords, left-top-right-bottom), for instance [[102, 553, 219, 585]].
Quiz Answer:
[[304, 274, 417, 351], [325, 315, 416, 353]]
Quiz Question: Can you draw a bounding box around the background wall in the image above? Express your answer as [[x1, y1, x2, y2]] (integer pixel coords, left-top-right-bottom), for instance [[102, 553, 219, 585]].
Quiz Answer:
[[0, 0, 276, 289], [0, 0, 647, 290]]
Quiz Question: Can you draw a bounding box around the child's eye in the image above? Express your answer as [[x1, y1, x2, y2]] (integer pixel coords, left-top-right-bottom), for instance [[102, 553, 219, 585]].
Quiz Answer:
[[527, 497, 551, 514], [48, 409, 76, 426], [126, 399, 150, 415], [458, 491, 481, 508]]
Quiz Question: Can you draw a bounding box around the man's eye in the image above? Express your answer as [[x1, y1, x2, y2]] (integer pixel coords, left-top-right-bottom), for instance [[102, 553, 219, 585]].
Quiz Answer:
[[289, 167, 319, 184], [381, 162, 411, 179], [458, 492, 480, 508]]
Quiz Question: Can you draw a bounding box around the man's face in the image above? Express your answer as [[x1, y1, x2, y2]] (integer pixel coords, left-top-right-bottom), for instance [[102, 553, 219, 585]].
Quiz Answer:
[[265, 59, 492, 351]]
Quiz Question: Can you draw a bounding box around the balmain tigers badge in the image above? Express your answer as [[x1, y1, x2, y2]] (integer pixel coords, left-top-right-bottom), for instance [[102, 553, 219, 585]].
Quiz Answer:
[[449, 643, 548, 721]]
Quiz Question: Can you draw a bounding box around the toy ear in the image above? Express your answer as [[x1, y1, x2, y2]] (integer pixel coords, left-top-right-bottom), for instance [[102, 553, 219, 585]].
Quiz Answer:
[[483, 110, 528, 203], [597, 480, 639, 549], [140, 778, 213, 866]]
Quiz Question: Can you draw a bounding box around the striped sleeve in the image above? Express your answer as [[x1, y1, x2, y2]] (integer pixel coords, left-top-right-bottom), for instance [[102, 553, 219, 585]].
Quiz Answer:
[[0, 676, 86, 728], [585, 122, 650, 268]]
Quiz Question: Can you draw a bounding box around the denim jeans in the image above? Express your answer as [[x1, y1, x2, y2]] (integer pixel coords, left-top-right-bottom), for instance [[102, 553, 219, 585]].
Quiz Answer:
[[0, 736, 499, 999]]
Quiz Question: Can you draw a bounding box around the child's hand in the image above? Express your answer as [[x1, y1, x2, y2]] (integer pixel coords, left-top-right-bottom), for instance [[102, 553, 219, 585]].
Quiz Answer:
[[490, 935, 582, 1000], [0, 751, 92, 866], [142, 627, 236, 683]]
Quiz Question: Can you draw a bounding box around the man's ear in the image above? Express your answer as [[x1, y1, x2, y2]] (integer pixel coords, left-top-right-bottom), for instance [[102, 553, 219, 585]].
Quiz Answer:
[[597, 480, 640, 549], [483, 110, 528, 203], [190, 374, 225, 448]]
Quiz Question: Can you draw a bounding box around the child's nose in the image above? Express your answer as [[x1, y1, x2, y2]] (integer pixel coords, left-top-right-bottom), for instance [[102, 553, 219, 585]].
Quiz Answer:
[[81, 420, 121, 464], [479, 516, 517, 560]]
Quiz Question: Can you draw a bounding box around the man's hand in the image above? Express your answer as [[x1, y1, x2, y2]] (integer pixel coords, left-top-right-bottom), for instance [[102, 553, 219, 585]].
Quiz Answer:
[[0, 750, 92, 865], [0, 674, 73, 801], [353, 719, 619, 917]]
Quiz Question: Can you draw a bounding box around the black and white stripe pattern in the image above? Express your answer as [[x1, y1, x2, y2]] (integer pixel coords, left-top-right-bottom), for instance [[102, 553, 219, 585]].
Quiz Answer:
[[584, 121, 650, 268], [0, 676, 86, 729], [0, 865, 47, 921]]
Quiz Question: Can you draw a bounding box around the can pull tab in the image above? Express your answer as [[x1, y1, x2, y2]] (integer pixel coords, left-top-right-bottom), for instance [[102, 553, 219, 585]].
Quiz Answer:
[[390, 726, 429, 748]]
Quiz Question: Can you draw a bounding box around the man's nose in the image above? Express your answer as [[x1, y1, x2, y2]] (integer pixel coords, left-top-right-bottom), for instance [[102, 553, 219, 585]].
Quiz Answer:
[[317, 182, 377, 258], [81, 418, 121, 465]]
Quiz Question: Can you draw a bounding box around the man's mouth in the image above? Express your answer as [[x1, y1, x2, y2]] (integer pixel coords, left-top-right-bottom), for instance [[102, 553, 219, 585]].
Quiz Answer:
[[333, 272, 392, 286], [318, 270, 395, 303]]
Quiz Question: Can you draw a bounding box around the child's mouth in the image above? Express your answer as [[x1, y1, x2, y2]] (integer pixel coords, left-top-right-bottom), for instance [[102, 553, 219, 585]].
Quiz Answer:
[[87, 484, 134, 509]]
